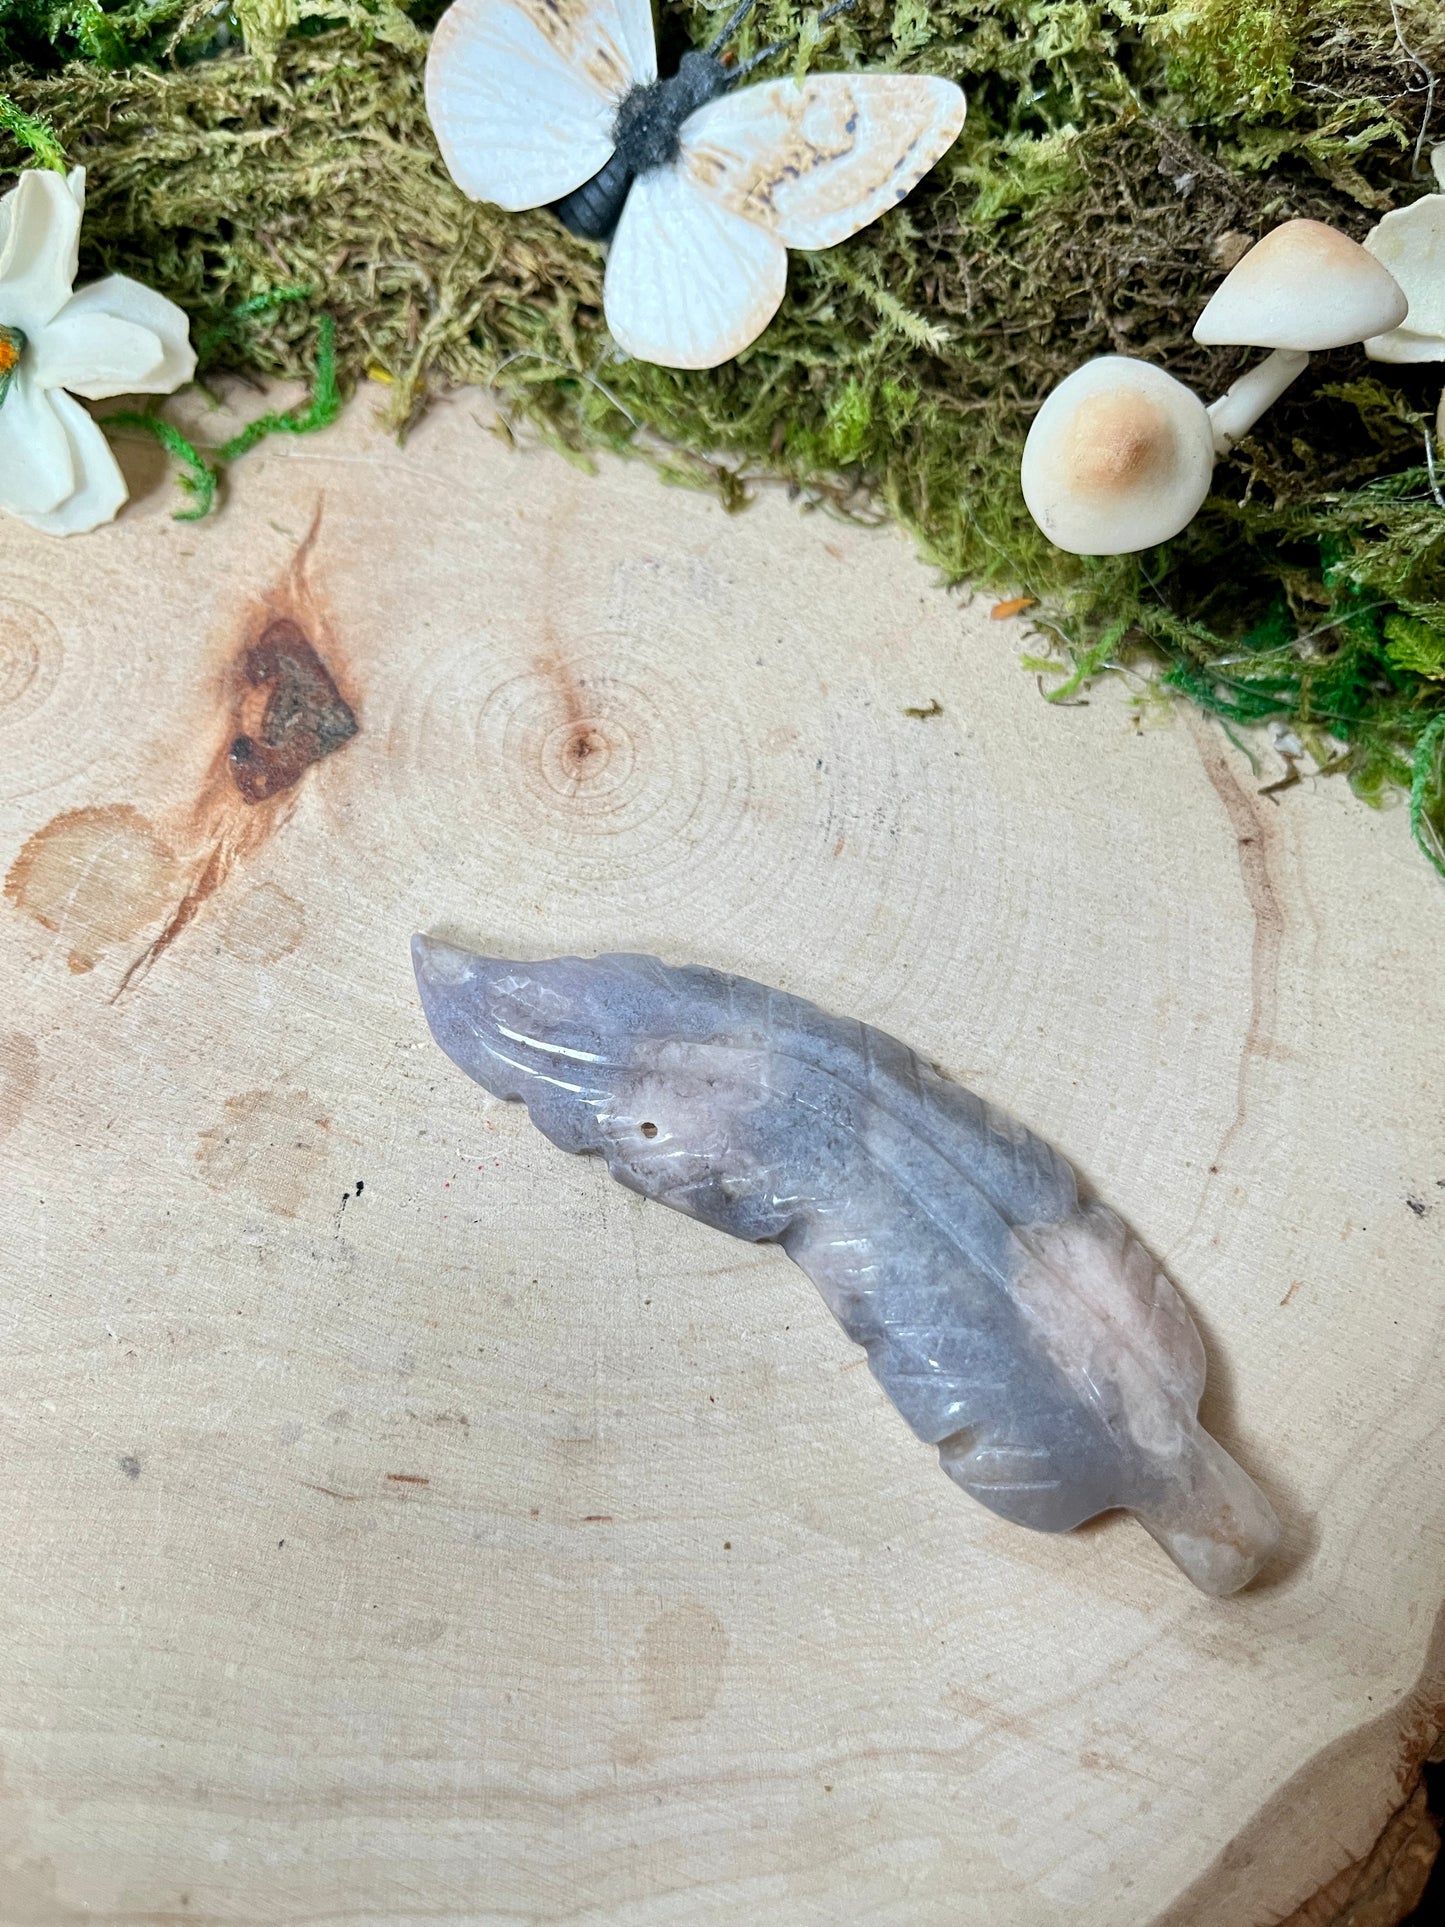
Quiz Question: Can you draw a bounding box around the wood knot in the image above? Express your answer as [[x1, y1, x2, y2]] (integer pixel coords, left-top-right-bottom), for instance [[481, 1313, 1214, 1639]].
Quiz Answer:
[[228, 618, 358, 805], [539, 710, 630, 800], [564, 723, 606, 768]]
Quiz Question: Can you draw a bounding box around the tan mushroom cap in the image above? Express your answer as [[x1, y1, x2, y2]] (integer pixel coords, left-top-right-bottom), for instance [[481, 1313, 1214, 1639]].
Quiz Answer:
[[1364, 157, 1445, 363], [1020, 356, 1215, 556], [1194, 218, 1408, 350]]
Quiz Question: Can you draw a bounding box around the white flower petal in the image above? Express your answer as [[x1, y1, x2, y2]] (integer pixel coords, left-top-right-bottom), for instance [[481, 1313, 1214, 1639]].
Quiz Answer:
[[12, 389, 127, 536], [0, 367, 75, 515], [29, 311, 165, 399], [0, 169, 81, 333], [51, 275, 196, 394]]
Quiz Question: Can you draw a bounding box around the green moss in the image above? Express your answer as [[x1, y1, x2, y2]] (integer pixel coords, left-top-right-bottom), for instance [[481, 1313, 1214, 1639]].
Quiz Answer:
[[0, 88, 64, 165], [1386, 614, 1445, 680], [1, 0, 1444, 870], [1411, 715, 1445, 877], [1150, 0, 1307, 118]]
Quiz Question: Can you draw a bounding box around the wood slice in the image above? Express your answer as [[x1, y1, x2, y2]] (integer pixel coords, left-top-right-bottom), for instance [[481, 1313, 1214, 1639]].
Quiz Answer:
[[1, 393, 1443, 1926]]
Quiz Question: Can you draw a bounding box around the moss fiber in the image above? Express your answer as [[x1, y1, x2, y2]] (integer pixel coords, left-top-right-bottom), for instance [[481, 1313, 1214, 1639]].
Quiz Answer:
[[3, 0, 1445, 870]]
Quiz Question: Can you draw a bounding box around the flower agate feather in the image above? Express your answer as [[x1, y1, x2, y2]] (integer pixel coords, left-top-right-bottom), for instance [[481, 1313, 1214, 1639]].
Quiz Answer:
[[412, 938, 1279, 1595]]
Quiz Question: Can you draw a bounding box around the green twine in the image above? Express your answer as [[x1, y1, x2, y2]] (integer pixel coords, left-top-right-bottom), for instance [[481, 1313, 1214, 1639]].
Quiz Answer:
[[1409, 715, 1445, 880], [211, 313, 341, 462], [193, 285, 315, 362], [110, 411, 219, 519], [111, 315, 340, 521]]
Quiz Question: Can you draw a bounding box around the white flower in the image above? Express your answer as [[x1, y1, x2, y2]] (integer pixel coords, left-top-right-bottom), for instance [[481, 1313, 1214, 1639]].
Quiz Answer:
[[1364, 145, 1445, 365], [0, 166, 196, 536]]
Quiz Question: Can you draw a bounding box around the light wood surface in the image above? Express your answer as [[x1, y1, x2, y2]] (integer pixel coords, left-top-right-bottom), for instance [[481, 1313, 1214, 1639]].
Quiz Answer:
[[2, 390, 1443, 1926]]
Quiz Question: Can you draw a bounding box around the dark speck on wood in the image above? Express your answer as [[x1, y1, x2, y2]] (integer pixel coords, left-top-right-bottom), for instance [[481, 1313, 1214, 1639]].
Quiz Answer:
[[118, 1453, 141, 1479]]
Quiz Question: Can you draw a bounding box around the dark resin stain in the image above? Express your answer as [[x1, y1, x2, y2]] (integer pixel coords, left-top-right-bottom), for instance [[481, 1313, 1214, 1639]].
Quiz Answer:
[[229, 620, 358, 804]]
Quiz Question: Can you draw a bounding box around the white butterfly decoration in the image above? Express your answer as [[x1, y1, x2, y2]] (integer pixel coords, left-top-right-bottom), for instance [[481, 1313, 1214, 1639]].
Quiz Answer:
[[425, 0, 966, 369]]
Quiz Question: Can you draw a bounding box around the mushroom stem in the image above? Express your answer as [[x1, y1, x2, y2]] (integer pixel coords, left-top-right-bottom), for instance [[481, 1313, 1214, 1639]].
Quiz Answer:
[[1206, 347, 1310, 455]]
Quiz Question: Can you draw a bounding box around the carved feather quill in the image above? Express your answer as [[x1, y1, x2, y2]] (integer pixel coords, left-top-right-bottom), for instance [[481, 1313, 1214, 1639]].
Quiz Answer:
[[412, 938, 1279, 1594]]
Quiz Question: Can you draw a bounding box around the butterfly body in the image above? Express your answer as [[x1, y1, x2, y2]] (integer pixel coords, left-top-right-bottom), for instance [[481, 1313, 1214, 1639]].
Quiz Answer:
[[554, 47, 730, 238], [425, 0, 966, 366]]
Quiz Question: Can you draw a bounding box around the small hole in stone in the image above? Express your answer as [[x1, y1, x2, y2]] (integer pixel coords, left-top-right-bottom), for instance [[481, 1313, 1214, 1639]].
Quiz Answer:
[[640, 1122, 658, 1139]]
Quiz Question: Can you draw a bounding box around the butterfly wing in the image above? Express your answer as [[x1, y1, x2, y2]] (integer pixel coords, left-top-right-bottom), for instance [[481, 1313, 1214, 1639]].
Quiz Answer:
[[604, 164, 788, 369], [425, 0, 657, 209], [602, 72, 963, 368], [679, 73, 965, 251]]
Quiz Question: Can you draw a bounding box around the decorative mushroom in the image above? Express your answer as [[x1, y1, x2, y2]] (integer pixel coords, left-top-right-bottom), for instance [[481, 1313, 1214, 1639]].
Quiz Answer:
[[1194, 218, 1407, 453], [1363, 146, 1445, 364], [1019, 355, 1216, 556], [1022, 219, 1411, 557], [0, 166, 196, 536]]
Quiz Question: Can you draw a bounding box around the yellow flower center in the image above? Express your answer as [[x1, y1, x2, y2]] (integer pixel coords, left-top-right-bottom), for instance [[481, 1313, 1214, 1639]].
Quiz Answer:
[[0, 323, 26, 406]]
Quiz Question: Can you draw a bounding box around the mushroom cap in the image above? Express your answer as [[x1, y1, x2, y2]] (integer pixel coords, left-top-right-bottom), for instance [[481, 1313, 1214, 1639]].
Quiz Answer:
[[1020, 356, 1215, 556], [1194, 218, 1408, 350], [1364, 187, 1445, 363]]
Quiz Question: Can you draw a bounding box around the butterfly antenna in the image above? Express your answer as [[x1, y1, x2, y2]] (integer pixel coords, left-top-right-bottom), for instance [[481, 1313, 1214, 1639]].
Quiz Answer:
[[726, 0, 857, 81], [707, 0, 760, 56]]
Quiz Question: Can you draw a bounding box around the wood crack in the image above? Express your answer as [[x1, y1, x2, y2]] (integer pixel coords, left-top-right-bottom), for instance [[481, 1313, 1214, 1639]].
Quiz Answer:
[[1191, 718, 1285, 1172]]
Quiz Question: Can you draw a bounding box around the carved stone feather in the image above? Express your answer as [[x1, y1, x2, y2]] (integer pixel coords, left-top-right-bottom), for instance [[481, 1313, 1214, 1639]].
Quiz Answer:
[[413, 937, 1280, 1594]]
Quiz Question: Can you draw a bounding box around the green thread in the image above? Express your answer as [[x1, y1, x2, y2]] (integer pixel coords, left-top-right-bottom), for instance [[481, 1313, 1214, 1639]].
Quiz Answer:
[[193, 285, 315, 362], [213, 313, 340, 462], [105, 411, 217, 519], [110, 316, 339, 520]]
